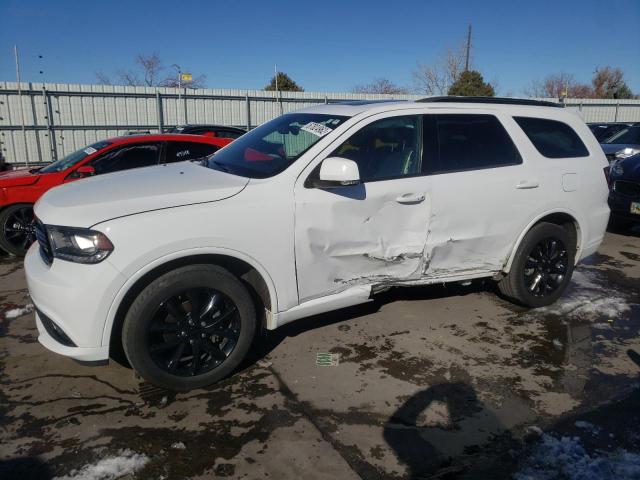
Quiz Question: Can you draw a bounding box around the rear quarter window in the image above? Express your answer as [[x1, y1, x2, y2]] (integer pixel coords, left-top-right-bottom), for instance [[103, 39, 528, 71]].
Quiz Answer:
[[514, 117, 589, 158]]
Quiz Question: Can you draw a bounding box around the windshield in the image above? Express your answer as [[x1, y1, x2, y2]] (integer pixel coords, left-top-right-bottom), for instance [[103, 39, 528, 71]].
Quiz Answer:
[[40, 141, 111, 173], [204, 113, 348, 178], [604, 125, 640, 145]]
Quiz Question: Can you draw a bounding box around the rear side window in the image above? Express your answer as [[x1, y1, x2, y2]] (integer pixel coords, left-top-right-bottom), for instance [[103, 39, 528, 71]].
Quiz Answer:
[[514, 117, 589, 158], [218, 129, 244, 139], [89, 143, 160, 175], [424, 114, 521, 174], [165, 142, 220, 163]]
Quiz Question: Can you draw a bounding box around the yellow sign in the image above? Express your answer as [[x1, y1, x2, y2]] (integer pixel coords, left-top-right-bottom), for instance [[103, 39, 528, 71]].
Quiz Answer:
[[180, 72, 192, 82]]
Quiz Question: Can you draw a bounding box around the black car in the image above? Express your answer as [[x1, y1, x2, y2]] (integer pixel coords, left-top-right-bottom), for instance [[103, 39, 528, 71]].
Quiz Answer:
[[169, 124, 246, 139], [600, 123, 640, 163], [588, 122, 633, 143], [609, 153, 640, 227]]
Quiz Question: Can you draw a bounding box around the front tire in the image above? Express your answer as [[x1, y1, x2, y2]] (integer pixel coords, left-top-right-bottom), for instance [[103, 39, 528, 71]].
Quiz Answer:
[[0, 204, 36, 256], [122, 264, 256, 391], [498, 222, 575, 308]]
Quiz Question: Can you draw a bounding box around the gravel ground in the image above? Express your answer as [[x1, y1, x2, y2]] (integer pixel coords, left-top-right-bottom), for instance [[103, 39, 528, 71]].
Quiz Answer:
[[1, 226, 639, 480]]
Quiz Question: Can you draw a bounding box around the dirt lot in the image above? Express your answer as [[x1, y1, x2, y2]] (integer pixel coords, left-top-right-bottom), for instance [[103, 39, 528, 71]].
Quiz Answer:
[[1, 227, 639, 479]]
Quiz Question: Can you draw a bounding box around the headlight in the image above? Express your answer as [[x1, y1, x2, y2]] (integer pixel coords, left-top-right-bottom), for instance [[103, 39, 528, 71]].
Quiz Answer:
[[610, 161, 624, 177], [47, 225, 114, 264], [615, 147, 640, 160]]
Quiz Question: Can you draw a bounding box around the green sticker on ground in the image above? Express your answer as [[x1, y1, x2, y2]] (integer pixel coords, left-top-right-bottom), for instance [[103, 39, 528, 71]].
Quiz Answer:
[[316, 352, 340, 366]]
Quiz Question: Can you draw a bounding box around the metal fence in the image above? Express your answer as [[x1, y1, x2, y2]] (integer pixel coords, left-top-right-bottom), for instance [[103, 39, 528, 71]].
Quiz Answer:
[[1, 81, 639, 165]]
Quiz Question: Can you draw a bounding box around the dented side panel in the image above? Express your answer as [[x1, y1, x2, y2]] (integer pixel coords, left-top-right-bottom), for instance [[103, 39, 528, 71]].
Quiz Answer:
[[294, 177, 432, 302], [424, 164, 540, 276]]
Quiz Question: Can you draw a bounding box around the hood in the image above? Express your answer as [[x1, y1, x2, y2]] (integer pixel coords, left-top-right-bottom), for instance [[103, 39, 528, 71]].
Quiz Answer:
[[601, 143, 640, 155], [34, 161, 249, 227], [0, 168, 42, 187], [613, 154, 640, 182]]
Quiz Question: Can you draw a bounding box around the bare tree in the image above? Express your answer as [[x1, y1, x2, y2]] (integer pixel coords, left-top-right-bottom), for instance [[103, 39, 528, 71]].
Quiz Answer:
[[95, 53, 207, 89], [412, 43, 467, 95], [592, 66, 633, 99], [353, 78, 408, 95], [94, 70, 112, 85], [524, 73, 593, 98]]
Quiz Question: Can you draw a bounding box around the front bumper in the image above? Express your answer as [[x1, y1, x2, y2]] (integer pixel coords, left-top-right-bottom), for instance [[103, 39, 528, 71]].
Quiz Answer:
[[25, 243, 127, 363], [608, 189, 640, 221]]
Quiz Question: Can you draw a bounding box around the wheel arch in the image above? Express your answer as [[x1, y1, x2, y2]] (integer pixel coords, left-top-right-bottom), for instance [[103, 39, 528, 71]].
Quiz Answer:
[[104, 249, 278, 361], [503, 209, 582, 273]]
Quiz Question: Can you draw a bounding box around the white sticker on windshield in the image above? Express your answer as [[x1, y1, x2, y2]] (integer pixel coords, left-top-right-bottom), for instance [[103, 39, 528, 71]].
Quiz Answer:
[[83, 147, 97, 155], [301, 122, 333, 138]]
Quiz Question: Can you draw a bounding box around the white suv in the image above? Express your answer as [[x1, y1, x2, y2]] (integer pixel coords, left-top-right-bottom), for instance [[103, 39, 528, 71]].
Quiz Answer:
[[25, 97, 610, 390]]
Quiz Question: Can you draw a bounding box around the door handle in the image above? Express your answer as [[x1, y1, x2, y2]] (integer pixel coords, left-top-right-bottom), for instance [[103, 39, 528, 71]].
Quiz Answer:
[[396, 193, 425, 204], [516, 180, 540, 189]]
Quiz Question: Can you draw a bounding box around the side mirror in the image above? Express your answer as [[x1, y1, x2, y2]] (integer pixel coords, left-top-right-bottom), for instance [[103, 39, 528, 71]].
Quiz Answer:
[[314, 157, 361, 188], [75, 165, 95, 177]]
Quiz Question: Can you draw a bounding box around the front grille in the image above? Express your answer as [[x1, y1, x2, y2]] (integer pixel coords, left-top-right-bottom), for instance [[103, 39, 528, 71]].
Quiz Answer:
[[34, 219, 53, 265], [36, 308, 76, 347], [614, 180, 640, 198]]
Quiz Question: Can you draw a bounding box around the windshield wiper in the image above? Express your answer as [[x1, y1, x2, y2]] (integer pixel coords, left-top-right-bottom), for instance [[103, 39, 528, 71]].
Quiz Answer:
[[209, 160, 231, 173]]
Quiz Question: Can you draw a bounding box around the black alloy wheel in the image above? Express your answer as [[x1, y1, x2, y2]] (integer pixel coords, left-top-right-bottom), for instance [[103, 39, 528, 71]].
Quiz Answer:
[[122, 264, 257, 391], [148, 289, 241, 377], [497, 222, 575, 308], [0, 204, 36, 256], [523, 237, 569, 297]]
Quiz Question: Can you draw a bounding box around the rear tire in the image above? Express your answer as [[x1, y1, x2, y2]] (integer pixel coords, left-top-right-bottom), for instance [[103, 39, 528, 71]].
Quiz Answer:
[[122, 264, 256, 391], [498, 222, 575, 308], [0, 204, 36, 256]]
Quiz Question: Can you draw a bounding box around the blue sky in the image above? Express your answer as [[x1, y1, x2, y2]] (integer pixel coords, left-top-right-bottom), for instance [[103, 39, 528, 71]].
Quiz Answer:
[[1, 0, 639, 95]]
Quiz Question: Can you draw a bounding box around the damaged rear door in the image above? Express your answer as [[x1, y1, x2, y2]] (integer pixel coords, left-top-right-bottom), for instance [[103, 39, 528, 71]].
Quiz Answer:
[[422, 113, 536, 277], [294, 113, 433, 302]]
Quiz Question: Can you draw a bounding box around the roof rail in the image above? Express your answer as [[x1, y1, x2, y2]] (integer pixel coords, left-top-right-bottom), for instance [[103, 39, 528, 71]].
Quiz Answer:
[[416, 96, 563, 108]]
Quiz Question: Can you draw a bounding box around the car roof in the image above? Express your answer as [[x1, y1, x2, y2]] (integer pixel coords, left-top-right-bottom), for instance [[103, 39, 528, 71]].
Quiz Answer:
[[104, 133, 229, 145], [294, 97, 572, 118], [173, 124, 246, 131]]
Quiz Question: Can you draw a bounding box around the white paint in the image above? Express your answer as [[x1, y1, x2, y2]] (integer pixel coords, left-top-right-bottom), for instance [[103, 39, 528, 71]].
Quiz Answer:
[[318, 157, 360, 184], [562, 173, 580, 192], [25, 100, 610, 364]]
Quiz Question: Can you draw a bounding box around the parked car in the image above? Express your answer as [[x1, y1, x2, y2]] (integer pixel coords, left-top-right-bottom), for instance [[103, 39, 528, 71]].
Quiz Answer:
[[600, 123, 640, 163], [0, 134, 231, 256], [608, 152, 640, 228], [169, 124, 246, 139], [587, 122, 632, 143], [26, 97, 609, 391]]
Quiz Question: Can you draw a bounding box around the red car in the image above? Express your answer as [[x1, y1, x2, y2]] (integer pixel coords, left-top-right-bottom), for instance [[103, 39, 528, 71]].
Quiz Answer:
[[0, 134, 231, 255]]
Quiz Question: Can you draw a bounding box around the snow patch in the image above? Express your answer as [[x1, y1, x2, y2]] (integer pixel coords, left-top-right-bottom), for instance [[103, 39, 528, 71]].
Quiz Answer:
[[515, 434, 640, 480], [534, 270, 631, 322], [54, 450, 148, 480], [575, 421, 600, 434], [5, 303, 35, 319]]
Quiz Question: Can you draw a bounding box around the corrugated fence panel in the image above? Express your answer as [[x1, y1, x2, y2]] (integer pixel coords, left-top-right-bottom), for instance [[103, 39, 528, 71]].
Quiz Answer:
[[1, 81, 639, 165]]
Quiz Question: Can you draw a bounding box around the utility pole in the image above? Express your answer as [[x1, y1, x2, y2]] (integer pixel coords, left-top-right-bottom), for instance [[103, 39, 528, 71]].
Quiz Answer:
[[171, 64, 182, 126], [274, 64, 283, 115], [464, 24, 472, 72], [14, 45, 29, 166]]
